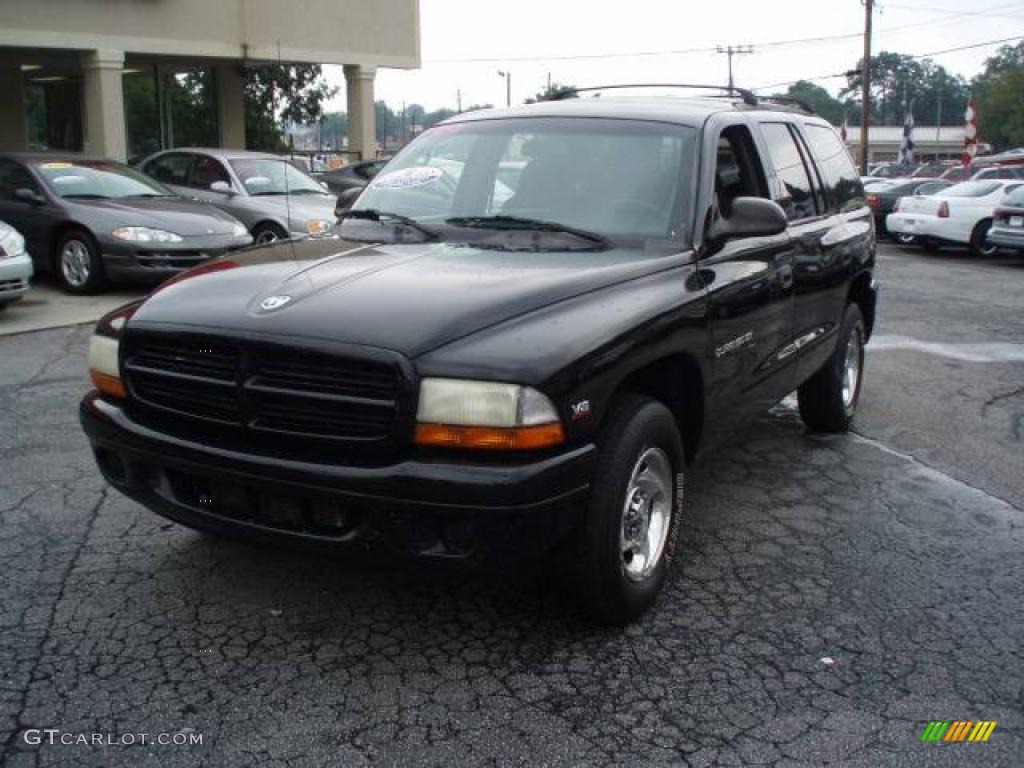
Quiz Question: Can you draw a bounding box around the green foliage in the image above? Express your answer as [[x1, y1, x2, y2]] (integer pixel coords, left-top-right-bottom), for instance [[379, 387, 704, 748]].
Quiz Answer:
[[770, 81, 846, 125], [973, 42, 1024, 151], [841, 52, 968, 127], [525, 82, 576, 104], [245, 65, 336, 151]]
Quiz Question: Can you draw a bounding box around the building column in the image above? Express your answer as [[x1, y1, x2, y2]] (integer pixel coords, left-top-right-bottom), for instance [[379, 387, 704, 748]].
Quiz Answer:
[[0, 61, 27, 150], [216, 62, 246, 149], [344, 64, 377, 161], [82, 50, 126, 161]]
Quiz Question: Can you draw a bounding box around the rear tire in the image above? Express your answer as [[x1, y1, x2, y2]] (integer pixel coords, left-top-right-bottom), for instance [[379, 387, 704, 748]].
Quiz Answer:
[[798, 303, 865, 433], [55, 229, 105, 294], [969, 219, 997, 258], [573, 394, 684, 626]]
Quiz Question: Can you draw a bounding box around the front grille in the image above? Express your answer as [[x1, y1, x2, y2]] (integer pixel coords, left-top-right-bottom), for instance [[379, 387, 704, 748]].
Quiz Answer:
[[122, 332, 408, 451], [0, 278, 26, 294]]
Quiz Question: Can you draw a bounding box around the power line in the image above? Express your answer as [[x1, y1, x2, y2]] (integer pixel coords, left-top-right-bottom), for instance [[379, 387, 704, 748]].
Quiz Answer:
[[751, 34, 1023, 93], [716, 45, 754, 91], [880, 2, 1024, 20]]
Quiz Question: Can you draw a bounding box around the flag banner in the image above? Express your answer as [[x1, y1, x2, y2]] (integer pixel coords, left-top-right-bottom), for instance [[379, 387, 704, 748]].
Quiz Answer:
[[898, 108, 915, 166]]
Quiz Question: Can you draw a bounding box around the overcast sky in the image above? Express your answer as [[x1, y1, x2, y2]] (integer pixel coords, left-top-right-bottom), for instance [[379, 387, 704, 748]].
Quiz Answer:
[[322, 0, 1022, 117]]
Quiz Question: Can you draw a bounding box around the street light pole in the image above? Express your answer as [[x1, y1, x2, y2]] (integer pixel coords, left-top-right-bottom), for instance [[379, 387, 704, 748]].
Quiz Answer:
[[498, 70, 511, 107]]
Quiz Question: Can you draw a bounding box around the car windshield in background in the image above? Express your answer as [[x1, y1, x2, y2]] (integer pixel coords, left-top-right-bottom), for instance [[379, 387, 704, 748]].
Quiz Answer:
[[229, 158, 324, 195], [33, 160, 174, 199], [346, 117, 695, 246], [938, 181, 1001, 198]]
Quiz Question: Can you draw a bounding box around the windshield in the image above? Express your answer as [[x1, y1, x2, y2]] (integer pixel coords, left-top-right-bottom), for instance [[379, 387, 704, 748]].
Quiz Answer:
[[33, 159, 174, 199], [1004, 187, 1024, 206], [229, 158, 325, 195], [938, 181, 1001, 198], [346, 117, 695, 246]]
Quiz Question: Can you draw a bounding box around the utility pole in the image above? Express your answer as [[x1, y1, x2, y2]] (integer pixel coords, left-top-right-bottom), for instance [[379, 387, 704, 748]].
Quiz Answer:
[[859, 0, 874, 174], [716, 45, 754, 91]]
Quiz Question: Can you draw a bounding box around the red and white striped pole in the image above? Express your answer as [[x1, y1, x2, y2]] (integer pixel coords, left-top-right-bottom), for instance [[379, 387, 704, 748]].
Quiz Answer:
[[963, 98, 977, 169]]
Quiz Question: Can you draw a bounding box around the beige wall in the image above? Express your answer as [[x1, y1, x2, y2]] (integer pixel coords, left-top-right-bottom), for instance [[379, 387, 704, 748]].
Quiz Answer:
[[0, 0, 420, 68]]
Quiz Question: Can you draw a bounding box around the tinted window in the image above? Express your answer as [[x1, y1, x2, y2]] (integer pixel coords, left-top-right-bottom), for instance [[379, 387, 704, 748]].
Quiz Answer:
[[190, 156, 231, 189], [803, 124, 864, 212], [0, 159, 42, 200], [760, 123, 818, 220], [146, 153, 192, 185], [915, 181, 949, 196]]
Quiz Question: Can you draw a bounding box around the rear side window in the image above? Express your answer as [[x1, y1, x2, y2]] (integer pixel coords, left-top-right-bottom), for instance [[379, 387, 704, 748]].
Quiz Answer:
[[759, 123, 819, 221], [0, 159, 42, 199], [803, 124, 865, 213], [939, 181, 1000, 198], [146, 153, 192, 185]]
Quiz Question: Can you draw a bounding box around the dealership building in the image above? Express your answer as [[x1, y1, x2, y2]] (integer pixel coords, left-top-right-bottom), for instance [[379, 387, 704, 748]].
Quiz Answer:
[[0, 0, 420, 162]]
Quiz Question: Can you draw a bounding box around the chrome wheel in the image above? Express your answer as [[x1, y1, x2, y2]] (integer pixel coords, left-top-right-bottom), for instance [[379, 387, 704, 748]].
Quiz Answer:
[[620, 447, 673, 582], [842, 325, 863, 412], [60, 239, 91, 288]]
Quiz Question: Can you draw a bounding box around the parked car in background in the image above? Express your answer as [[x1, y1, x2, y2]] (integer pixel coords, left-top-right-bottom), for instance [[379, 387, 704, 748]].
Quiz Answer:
[[0, 152, 253, 294], [867, 162, 909, 179], [139, 149, 338, 244], [987, 185, 1024, 254], [319, 159, 388, 196], [939, 165, 970, 183], [886, 179, 1024, 257], [0, 220, 33, 309], [970, 165, 1024, 181], [866, 178, 952, 241], [861, 177, 899, 192], [911, 162, 954, 179]]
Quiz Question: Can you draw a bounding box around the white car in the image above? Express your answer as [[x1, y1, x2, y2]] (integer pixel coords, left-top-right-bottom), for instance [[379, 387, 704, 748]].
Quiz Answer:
[[0, 220, 33, 310], [886, 180, 1024, 257]]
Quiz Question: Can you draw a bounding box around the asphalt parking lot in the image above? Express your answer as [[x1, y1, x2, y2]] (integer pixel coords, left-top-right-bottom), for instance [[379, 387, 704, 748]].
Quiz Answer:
[[1, 243, 1022, 767]]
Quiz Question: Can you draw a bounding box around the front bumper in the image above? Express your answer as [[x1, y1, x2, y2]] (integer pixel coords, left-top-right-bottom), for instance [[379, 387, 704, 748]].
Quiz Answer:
[[80, 393, 594, 560], [0, 252, 33, 303], [98, 234, 253, 280]]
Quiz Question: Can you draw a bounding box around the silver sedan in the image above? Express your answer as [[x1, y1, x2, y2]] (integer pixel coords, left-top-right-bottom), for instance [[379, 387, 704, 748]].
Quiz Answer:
[[138, 149, 338, 244], [0, 220, 33, 309]]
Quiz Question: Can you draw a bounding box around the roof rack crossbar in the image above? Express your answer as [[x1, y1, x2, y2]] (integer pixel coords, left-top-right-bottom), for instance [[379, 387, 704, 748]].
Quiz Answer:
[[544, 83, 758, 106], [755, 95, 816, 115]]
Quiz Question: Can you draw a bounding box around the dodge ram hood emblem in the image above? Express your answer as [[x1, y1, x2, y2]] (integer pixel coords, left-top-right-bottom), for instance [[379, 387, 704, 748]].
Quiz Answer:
[[260, 295, 292, 311]]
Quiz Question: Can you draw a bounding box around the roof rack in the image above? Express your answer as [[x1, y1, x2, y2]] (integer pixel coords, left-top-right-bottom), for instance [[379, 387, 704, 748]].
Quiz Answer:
[[543, 83, 759, 107], [754, 95, 816, 115]]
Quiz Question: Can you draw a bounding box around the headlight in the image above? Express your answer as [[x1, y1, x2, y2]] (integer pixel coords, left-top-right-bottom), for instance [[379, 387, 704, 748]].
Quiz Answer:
[[305, 219, 333, 235], [87, 303, 140, 399], [414, 378, 564, 450], [111, 226, 183, 243], [232, 222, 248, 237], [0, 228, 26, 259]]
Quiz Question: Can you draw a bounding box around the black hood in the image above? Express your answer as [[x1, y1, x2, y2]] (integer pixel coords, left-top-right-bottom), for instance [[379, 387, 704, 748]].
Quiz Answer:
[[130, 237, 679, 358], [64, 197, 240, 236]]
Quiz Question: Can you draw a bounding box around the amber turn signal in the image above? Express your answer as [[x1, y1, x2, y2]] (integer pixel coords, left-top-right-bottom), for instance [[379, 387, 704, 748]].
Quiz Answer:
[[414, 422, 564, 450], [90, 370, 127, 400]]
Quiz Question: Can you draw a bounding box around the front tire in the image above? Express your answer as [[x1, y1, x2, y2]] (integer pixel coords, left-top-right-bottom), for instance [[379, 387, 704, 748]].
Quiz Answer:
[[798, 303, 865, 432], [55, 229, 105, 294], [252, 222, 289, 245], [574, 394, 684, 626]]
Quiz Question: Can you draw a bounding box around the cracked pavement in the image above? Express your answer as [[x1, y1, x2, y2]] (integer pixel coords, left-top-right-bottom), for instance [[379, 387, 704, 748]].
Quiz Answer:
[[1, 244, 1022, 766]]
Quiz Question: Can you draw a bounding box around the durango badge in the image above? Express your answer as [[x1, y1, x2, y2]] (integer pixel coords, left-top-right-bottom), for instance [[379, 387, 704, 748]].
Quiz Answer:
[[260, 295, 292, 311]]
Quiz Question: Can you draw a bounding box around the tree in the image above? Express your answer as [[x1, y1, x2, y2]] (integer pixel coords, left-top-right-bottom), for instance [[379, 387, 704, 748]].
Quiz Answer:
[[770, 81, 846, 125], [525, 82, 576, 104], [841, 52, 968, 127], [972, 41, 1024, 151], [245, 64, 337, 151]]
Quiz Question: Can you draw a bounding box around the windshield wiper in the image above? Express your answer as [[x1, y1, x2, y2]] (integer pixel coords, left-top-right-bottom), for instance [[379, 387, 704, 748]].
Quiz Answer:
[[61, 193, 110, 199], [250, 190, 288, 196], [445, 215, 611, 249], [339, 209, 438, 241]]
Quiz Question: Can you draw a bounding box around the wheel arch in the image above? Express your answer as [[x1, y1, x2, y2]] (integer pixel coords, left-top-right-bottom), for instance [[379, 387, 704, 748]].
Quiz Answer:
[[49, 221, 98, 271], [611, 352, 705, 464], [847, 270, 876, 342]]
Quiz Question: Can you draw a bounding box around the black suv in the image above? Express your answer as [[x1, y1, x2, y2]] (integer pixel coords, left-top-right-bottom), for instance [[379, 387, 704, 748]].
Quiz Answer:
[[81, 88, 877, 625]]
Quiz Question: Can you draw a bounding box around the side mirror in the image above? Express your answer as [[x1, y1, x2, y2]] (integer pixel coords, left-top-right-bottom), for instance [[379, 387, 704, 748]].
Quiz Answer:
[[210, 181, 233, 195], [14, 187, 44, 205], [708, 197, 787, 250], [319, 181, 329, 193], [334, 187, 361, 216]]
